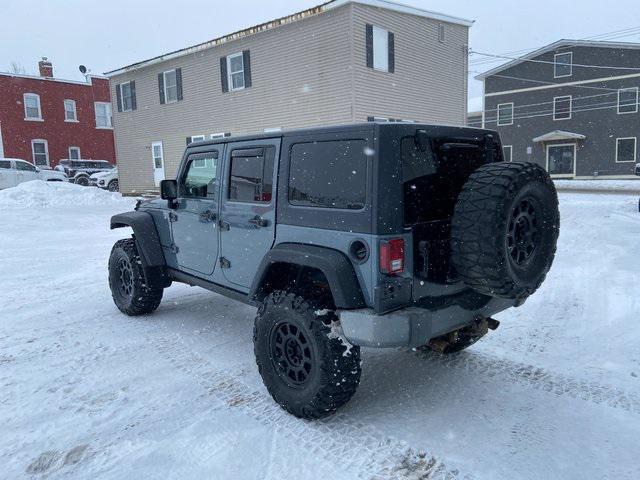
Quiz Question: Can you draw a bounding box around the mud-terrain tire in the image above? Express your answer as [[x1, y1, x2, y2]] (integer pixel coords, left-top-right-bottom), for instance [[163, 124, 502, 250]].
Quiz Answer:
[[253, 291, 361, 419], [107, 179, 119, 192], [108, 239, 163, 315], [451, 162, 559, 300]]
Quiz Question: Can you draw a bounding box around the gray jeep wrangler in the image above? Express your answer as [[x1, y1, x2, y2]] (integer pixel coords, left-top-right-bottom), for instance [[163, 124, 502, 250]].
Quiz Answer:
[[108, 123, 559, 419]]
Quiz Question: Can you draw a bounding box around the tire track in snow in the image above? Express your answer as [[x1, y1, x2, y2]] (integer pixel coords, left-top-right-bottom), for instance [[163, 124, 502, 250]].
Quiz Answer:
[[409, 348, 640, 415], [145, 326, 466, 480]]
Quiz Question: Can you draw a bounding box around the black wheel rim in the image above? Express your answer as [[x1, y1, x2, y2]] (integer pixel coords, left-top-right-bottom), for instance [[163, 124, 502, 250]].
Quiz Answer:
[[117, 257, 134, 298], [109, 181, 118, 192], [270, 322, 313, 386], [507, 198, 539, 266]]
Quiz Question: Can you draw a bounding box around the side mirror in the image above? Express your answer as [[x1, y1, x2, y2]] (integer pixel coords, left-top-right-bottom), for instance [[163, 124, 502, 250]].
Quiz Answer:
[[35, 167, 40, 172], [635, 163, 640, 177], [415, 129, 430, 152], [160, 180, 178, 207]]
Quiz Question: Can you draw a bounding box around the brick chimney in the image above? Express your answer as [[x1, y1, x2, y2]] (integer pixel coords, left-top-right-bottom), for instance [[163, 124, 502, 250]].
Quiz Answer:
[[38, 57, 53, 78]]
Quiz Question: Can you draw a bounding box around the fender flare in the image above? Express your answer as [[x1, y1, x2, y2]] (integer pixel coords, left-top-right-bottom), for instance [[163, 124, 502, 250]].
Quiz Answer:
[[110, 211, 166, 268], [249, 243, 366, 309]]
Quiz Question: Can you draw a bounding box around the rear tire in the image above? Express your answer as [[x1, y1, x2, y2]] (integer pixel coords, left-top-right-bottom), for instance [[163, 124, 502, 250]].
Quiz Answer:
[[253, 291, 361, 419], [451, 162, 559, 300], [108, 239, 163, 315]]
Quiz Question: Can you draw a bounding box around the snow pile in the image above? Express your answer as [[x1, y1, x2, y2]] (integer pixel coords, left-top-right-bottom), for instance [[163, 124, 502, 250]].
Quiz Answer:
[[554, 179, 640, 193], [0, 180, 136, 209]]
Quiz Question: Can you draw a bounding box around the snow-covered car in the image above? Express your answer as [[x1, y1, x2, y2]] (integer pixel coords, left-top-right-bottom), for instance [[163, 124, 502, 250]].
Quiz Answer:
[[90, 167, 119, 192], [0, 158, 68, 189], [55, 159, 115, 186]]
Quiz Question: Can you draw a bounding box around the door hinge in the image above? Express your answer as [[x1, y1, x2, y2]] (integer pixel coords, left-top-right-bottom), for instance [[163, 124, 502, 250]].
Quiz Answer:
[[169, 211, 178, 222], [219, 257, 231, 269], [170, 244, 179, 254], [218, 219, 230, 231]]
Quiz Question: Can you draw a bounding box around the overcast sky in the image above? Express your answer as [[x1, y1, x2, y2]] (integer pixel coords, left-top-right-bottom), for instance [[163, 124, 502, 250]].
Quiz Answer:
[[3, 0, 640, 105]]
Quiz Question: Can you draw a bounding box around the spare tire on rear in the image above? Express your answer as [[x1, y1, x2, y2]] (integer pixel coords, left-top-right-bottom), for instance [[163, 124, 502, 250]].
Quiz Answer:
[[450, 162, 559, 300]]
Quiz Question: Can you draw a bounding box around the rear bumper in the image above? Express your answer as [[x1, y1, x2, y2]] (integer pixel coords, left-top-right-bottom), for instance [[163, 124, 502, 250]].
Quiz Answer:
[[338, 296, 516, 348]]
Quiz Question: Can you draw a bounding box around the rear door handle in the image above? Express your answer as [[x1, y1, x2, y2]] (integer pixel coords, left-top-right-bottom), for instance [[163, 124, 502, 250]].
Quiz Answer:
[[199, 210, 217, 223], [248, 215, 269, 228]]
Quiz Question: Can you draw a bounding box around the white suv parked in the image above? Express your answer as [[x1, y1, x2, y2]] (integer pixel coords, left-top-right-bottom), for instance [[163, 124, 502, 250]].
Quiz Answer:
[[0, 158, 68, 190], [90, 167, 119, 192]]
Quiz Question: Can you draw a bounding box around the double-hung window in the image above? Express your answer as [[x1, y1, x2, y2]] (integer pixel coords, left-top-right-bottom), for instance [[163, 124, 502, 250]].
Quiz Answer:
[[553, 96, 572, 120], [497, 103, 514, 126], [227, 53, 245, 91], [554, 52, 572, 78], [68, 146, 81, 160], [95, 102, 112, 128], [64, 99, 77, 121], [117, 81, 136, 112], [31, 139, 49, 166], [24, 93, 42, 120], [617, 88, 638, 114], [164, 70, 178, 103]]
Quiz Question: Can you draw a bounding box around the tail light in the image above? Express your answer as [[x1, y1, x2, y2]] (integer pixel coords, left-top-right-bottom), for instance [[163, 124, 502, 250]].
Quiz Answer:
[[379, 238, 405, 274]]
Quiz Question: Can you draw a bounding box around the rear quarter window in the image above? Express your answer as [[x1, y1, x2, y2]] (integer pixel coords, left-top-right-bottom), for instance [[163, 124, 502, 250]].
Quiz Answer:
[[288, 140, 367, 210], [0, 160, 12, 169]]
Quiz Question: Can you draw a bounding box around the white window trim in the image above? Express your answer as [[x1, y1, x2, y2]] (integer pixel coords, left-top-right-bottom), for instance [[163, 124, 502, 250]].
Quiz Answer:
[[210, 133, 226, 139], [119, 81, 133, 112], [372, 116, 389, 122], [554, 52, 573, 78], [497, 102, 514, 126], [31, 139, 49, 167], [502, 145, 513, 162], [190, 135, 206, 142], [68, 146, 81, 160], [94, 102, 113, 129], [162, 69, 178, 104], [553, 95, 572, 121], [372, 25, 389, 72], [64, 99, 78, 122], [617, 87, 638, 114], [24, 93, 43, 121], [615, 137, 637, 163], [227, 52, 245, 91], [546, 143, 577, 178]]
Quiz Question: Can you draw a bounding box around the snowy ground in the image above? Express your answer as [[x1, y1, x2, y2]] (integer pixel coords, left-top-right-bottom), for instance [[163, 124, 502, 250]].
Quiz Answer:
[[554, 178, 640, 193], [1, 181, 639, 479]]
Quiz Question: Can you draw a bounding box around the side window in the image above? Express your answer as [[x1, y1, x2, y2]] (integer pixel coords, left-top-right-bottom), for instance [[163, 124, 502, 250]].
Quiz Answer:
[[181, 153, 219, 198], [228, 146, 275, 203], [289, 140, 367, 210], [16, 162, 36, 172], [0, 160, 12, 169]]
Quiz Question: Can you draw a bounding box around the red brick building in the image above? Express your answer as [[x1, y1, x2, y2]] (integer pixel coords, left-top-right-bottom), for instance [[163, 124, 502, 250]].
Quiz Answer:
[[0, 58, 115, 168]]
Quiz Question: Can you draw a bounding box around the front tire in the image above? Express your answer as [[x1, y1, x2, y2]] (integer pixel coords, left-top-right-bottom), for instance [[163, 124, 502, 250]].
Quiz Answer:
[[107, 179, 119, 192], [254, 291, 361, 419], [108, 239, 163, 315]]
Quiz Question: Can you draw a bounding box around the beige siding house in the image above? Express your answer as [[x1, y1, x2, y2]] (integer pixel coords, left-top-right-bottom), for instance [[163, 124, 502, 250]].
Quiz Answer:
[[106, 0, 473, 194]]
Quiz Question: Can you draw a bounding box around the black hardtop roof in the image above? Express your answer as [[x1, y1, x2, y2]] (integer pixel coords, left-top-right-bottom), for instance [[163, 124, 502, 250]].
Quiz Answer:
[[187, 122, 497, 148]]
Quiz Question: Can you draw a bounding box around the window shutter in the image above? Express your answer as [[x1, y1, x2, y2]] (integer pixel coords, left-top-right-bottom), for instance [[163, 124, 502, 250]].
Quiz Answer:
[[186, 137, 192, 146], [366, 24, 373, 68], [388, 32, 395, 73], [115, 84, 122, 112], [220, 57, 229, 93], [243, 50, 252, 88], [130, 81, 137, 110], [367, 116, 374, 122], [176, 68, 183, 101], [158, 73, 165, 105]]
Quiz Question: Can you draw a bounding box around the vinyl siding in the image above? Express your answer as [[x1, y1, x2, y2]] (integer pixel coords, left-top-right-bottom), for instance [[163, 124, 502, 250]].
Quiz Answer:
[[351, 3, 468, 124], [110, 5, 354, 194], [110, 3, 470, 194]]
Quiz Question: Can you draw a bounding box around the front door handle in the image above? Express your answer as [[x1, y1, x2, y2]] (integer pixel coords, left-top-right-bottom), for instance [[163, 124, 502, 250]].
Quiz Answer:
[[199, 210, 217, 223], [248, 215, 269, 228]]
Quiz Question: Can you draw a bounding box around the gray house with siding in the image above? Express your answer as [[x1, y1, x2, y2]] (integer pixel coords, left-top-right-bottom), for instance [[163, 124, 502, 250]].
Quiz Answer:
[[105, 0, 473, 194], [473, 40, 640, 179]]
